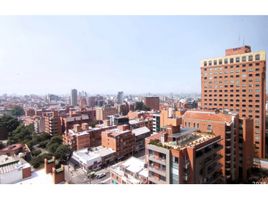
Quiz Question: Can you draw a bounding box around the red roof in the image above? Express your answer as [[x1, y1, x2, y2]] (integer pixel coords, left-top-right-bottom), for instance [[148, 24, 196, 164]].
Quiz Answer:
[[183, 111, 234, 123]]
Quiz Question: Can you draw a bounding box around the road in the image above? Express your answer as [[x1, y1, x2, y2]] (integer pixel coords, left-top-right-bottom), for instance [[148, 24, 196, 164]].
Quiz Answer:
[[65, 149, 145, 184], [65, 165, 111, 184]]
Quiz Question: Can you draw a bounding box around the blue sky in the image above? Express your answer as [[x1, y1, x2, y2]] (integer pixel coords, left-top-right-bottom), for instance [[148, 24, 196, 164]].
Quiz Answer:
[[0, 16, 267, 95]]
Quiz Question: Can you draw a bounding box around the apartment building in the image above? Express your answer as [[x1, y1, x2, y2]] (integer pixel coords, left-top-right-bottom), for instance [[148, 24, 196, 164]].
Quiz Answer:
[[96, 106, 118, 121], [144, 97, 160, 111], [201, 46, 266, 158], [44, 111, 61, 135], [110, 157, 148, 184], [182, 110, 254, 182], [145, 127, 223, 184], [63, 123, 116, 151], [101, 125, 135, 160]]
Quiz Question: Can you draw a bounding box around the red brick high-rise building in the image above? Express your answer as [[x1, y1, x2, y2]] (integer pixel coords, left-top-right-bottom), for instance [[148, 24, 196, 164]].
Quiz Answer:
[[182, 110, 254, 182], [144, 97, 160, 111], [201, 46, 266, 158]]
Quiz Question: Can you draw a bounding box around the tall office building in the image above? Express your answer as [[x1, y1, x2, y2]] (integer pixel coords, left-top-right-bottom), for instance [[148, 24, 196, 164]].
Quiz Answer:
[[117, 91, 124, 104], [201, 46, 266, 158], [71, 89, 78, 106]]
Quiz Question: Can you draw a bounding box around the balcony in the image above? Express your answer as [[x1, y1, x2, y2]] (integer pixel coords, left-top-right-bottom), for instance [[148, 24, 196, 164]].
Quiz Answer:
[[149, 166, 166, 177], [148, 155, 166, 165], [207, 163, 222, 176], [148, 176, 167, 184]]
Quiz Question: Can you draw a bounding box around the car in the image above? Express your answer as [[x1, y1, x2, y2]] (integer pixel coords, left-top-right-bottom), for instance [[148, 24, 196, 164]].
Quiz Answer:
[[96, 173, 106, 179]]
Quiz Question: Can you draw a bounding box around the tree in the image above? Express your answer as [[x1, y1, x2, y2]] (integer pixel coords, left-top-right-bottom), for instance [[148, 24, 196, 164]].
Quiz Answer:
[[11, 106, 25, 117], [0, 115, 20, 140], [32, 149, 42, 157], [135, 102, 150, 111], [47, 143, 60, 154], [54, 144, 72, 164], [50, 135, 63, 144], [7, 124, 34, 145]]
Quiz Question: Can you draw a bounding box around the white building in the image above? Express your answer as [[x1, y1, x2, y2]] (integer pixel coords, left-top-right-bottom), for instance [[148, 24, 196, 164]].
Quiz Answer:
[[71, 146, 115, 171], [110, 157, 148, 184], [0, 155, 31, 184]]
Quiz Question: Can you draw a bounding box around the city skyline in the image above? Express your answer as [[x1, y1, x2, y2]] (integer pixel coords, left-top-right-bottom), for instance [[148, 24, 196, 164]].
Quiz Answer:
[[0, 16, 268, 95]]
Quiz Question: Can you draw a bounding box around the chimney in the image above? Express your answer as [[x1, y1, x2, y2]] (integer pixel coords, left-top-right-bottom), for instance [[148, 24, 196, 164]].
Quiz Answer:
[[73, 124, 82, 132], [52, 164, 65, 184], [81, 123, 89, 130], [44, 156, 55, 174]]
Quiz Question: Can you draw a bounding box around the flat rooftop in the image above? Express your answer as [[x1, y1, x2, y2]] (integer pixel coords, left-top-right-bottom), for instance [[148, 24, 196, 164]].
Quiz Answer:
[[132, 126, 150, 137], [16, 169, 57, 185], [0, 155, 31, 174], [164, 132, 216, 150], [183, 110, 235, 124]]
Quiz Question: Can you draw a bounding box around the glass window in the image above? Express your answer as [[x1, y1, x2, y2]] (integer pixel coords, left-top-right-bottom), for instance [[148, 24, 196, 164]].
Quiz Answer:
[[224, 58, 228, 64], [248, 55, 253, 61], [242, 56, 246, 62], [236, 57, 240, 62], [230, 58, 234, 63], [255, 54, 260, 61]]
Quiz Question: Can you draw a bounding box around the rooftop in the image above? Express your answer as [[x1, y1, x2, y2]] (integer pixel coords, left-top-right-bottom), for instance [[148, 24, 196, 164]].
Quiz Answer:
[[16, 169, 56, 185], [0, 155, 31, 174], [72, 146, 115, 164], [149, 132, 216, 151], [111, 157, 148, 184], [183, 110, 235, 124], [105, 128, 130, 137], [132, 126, 150, 137]]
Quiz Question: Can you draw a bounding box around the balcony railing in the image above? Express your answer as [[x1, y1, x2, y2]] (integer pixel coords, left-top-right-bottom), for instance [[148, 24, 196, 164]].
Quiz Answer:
[[149, 166, 166, 177], [148, 176, 166, 184], [148, 155, 166, 165]]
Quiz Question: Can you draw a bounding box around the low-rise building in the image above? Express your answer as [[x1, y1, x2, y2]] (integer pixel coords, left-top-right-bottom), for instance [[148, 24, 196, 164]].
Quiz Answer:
[[0, 155, 31, 184], [71, 146, 115, 171], [132, 126, 151, 153], [63, 123, 116, 151], [102, 125, 135, 160], [110, 157, 148, 184]]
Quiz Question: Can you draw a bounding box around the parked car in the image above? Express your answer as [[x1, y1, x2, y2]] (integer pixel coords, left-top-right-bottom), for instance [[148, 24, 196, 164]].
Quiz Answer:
[[96, 173, 106, 179]]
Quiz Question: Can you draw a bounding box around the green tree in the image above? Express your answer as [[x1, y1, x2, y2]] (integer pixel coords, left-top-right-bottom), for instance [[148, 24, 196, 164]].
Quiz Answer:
[[32, 149, 42, 157], [135, 102, 151, 111], [47, 143, 60, 154], [7, 124, 34, 145], [0, 115, 20, 140], [54, 144, 72, 164], [11, 106, 25, 117], [50, 135, 63, 144]]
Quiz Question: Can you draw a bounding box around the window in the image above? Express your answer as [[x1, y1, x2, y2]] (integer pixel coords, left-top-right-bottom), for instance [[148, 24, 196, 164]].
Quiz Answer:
[[230, 58, 234, 63], [204, 61, 207, 66], [214, 60, 217, 65], [207, 125, 212, 131], [219, 59, 222, 65], [242, 56, 246, 62], [236, 57, 240, 62], [248, 55, 253, 61], [209, 61, 212, 66], [224, 58, 228, 64], [255, 54, 260, 61]]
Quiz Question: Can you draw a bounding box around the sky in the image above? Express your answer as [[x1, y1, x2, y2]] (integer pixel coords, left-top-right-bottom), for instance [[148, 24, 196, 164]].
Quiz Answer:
[[0, 16, 267, 95]]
